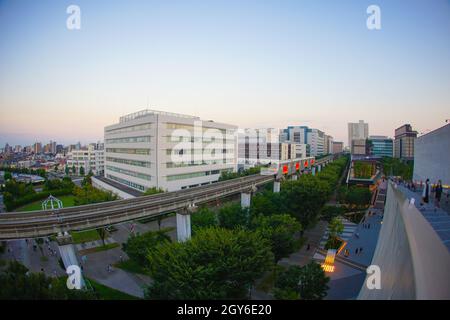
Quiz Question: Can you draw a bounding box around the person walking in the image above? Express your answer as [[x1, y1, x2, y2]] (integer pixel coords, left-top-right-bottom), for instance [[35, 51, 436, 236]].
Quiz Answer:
[[421, 179, 430, 205], [435, 180, 443, 209]]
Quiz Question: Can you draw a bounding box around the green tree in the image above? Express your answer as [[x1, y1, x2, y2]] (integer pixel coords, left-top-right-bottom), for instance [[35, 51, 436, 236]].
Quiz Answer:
[[122, 230, 171, 269], [251, 191, 283, 217], [280, 175, 331, 228], [218, 203, 250, 229], [4, 171, 12, 181], [325, 217, 344, 249], [297, 262, 330, 300], [97, 227, 108, 246], [79, 166, 85, 176], [64, 165, 70, 176], [145, 227, 274, 299], [273, 265, 302, 300], [321, 205, 344, 222], [191, 206, 218, 234], [73, 184, 117, 206], [251, 214, 302, 261], [71, 165, 76, 175], [273, 262, 329, 300]]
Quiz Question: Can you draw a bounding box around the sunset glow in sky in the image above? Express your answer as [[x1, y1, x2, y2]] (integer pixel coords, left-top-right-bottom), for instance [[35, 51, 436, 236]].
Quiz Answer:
[[1, 0, 449, 146]]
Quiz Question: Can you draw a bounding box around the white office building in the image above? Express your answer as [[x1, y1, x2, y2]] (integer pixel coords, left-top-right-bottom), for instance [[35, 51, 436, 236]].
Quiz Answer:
[[103, 109, 237, 192], [307, 129, 325, 157], [66, 143, 105, 176]]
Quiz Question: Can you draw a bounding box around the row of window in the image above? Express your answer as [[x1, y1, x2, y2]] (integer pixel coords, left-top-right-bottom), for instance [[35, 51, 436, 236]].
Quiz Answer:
[[166, 148, 234, 155], [106, 157, 151, 168], [106, 165, 152, 181], [166, 136, 235, 143], [105, 136, 151, 144], [106, 174, 146, 191], [166, 123, 232, 134], [166, 159, 233, 168], [166, 169, 223, 181], [106, 148, 151, 155], [105, 123, 151, 134]]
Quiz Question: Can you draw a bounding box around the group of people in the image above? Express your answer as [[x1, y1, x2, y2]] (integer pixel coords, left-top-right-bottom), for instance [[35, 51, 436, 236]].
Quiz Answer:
[[420, 179, 444, 209]]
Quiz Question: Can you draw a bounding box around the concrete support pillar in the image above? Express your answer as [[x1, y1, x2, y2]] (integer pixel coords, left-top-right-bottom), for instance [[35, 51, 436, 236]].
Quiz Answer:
[[273, 180, 281, 193], [177, 204, 195, 242], [241, 192, 251, 208], [56, 233, 85, 289], [291, 174, 298, 181], [312, 167, 316, 176], [318, 164, 322, 173]]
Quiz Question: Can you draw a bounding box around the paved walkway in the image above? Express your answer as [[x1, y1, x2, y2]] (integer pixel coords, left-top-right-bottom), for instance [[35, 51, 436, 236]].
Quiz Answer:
[[279, 220, 328, 268], [81, 247, 151, 298], [316, 181, 387, 299]]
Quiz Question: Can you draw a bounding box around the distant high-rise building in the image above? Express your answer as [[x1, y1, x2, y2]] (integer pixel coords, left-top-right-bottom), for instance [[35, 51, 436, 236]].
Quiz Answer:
[[33, 142, 42, 154], [394, 124, 417, 160], [348, 120, 369, 148], [332, 141, 343, 154], [368, 136, 393, 157], [306, 128, 325, 157]]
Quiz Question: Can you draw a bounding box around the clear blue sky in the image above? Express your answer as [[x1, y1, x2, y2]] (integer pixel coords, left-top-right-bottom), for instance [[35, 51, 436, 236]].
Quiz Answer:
[[1, 0, 449, 146]]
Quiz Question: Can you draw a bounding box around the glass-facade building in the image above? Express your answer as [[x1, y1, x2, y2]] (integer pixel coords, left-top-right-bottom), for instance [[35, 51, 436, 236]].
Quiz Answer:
[[369, 136, 393, 157]]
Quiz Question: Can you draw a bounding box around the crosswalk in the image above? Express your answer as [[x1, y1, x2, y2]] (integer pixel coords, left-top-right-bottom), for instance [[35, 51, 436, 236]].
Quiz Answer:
[[317, 217, 358, 249]]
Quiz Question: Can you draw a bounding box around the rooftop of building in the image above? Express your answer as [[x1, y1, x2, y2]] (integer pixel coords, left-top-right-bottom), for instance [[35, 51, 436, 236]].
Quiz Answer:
[[119, 109, 200, 123]]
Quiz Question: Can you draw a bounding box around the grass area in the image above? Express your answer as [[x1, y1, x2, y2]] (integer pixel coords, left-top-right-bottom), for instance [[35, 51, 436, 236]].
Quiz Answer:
[[86, 278, 138, 300], [78, 243, 120, 255], [71, 229, 101, 244], [14, 195, 76, 212], [115, 259, 149, 275]]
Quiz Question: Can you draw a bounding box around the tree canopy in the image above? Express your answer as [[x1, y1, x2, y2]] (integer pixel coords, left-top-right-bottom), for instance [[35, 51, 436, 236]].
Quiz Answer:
[[145, 227, 274, 299]]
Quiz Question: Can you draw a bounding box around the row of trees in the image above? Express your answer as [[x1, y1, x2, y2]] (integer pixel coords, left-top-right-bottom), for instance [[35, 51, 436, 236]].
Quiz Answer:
[[2, 173, 117, 211], [119, 156, 349, 300], [381, 157, 413, 180], [0, 166, 47, 178], [218, 165, 267, 181]]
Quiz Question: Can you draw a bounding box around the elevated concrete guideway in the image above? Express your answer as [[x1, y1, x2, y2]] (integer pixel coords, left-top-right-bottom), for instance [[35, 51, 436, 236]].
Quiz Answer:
[[0, 155, 336, 240]]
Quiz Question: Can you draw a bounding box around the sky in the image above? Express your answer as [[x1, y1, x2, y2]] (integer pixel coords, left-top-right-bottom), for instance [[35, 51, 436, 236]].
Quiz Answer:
[[0, 0, 449, 147]]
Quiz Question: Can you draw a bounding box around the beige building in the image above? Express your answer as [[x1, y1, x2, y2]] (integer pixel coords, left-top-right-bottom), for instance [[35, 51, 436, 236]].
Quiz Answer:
[[332, 141, 343, 154], [348, 120, 369, 149], [351, 139, 367, 155]]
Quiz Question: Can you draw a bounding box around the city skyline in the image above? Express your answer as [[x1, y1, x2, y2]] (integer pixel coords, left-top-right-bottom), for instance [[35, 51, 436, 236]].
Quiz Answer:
[[1, 0, 450, 146]]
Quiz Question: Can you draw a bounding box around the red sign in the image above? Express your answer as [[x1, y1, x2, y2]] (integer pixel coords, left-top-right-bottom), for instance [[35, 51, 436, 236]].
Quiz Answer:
[[282, 165, 288, 174], [311, 159, 315, 165], [304, 161, 308, 167], [295, 163, 300, 170]]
